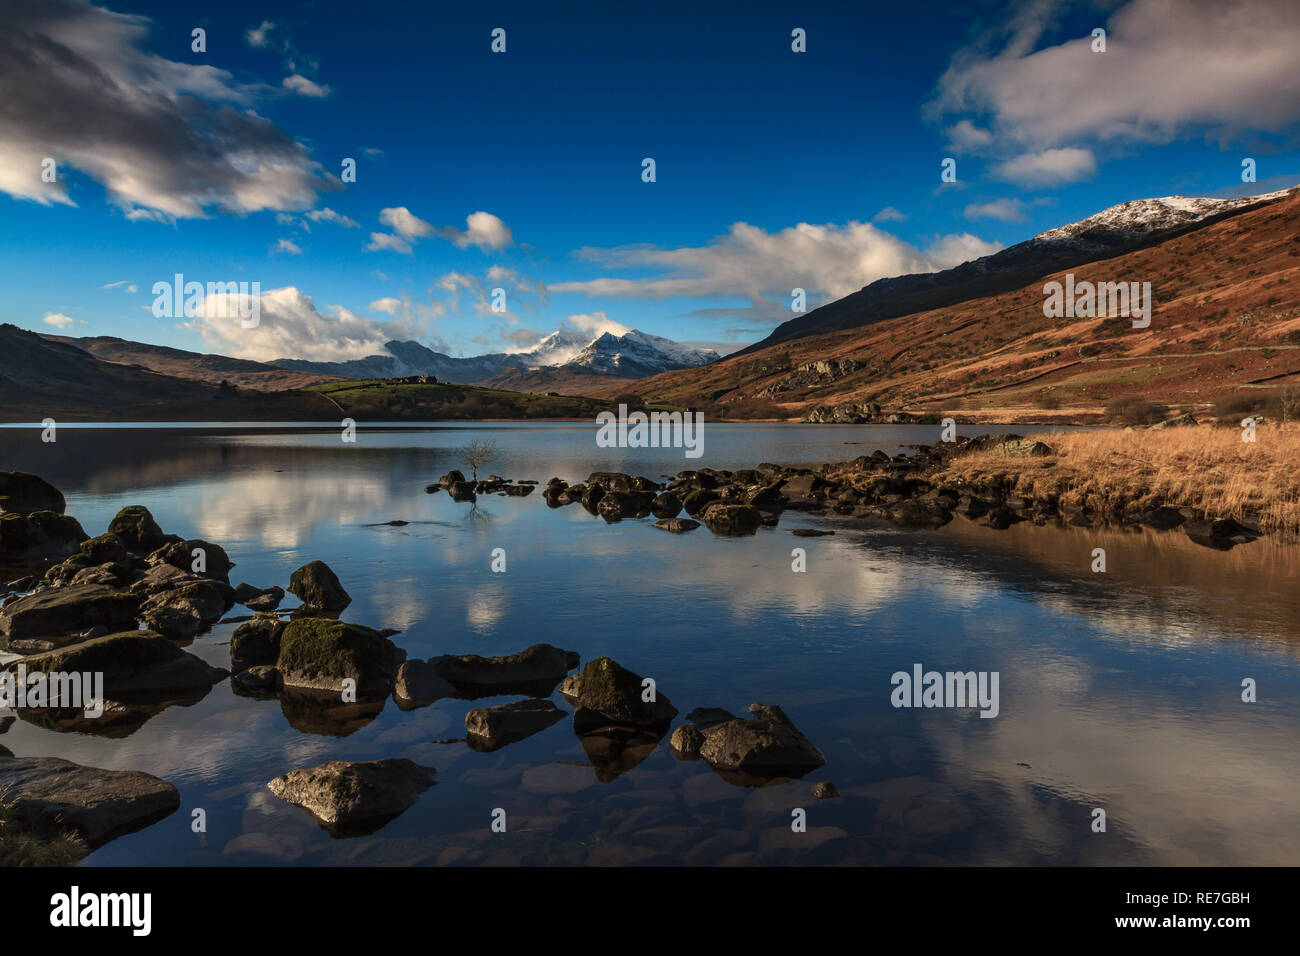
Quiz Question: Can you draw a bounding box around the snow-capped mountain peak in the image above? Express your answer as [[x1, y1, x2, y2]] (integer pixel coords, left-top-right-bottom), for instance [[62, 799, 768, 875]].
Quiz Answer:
[[568, 329, 720, 375], [1031, 187, 1296, 245]]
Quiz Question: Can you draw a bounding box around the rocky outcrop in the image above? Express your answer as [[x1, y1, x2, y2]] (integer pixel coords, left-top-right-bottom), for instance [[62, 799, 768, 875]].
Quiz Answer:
[[288, 560, 351, 612], [0, 472, 66, 515], [267, 758, 436, 832], [0, 754, 180, 847], [107, 505, 170, 553], [693, 703, 826, 781], [275, 618, 404, 697]]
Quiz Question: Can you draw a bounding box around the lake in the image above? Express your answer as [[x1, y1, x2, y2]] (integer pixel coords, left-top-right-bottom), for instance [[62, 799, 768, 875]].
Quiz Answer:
[[2, 422, 1298, 866]]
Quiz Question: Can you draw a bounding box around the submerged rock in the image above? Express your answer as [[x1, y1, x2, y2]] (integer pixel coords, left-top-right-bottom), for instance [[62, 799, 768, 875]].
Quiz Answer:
[[0, 754, 180, 847], [653, 518, 700, 534], [288, 560, 351, 612], [267, 758, 436, 832]]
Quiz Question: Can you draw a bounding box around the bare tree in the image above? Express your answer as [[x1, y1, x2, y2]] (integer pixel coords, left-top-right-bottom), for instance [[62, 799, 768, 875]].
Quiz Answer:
[[1278, 385, 1300, 423], [457, 439, 499, 481]]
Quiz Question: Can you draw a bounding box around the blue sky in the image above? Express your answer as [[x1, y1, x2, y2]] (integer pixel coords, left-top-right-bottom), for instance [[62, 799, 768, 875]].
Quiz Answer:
[[3, 0, 1299, 362]]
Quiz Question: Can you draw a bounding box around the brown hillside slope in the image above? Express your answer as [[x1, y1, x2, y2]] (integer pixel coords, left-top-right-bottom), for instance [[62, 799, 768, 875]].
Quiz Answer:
[[43, 335, 341, 391], [610, 191, 1300, 422]]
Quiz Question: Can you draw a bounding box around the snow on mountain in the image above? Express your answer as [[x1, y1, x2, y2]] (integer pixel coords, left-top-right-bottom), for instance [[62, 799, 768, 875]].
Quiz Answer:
[[1030, 187, 1296, 247], [272, 327, 718, 382], [568, 329, 719, 375]]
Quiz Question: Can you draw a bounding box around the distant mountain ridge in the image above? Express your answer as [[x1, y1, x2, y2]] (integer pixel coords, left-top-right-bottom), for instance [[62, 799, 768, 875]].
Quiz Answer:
[[271, 327, 720, 384]]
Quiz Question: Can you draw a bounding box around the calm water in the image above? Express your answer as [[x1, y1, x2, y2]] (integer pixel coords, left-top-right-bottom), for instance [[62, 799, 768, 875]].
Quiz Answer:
[[2, 423, 1298, 866]]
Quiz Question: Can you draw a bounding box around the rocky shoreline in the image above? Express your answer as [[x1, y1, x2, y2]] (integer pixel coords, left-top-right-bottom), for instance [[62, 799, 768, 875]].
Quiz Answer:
[[426, 431, 1266, 549]]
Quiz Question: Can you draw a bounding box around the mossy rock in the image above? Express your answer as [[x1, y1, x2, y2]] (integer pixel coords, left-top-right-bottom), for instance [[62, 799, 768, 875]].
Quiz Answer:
[[575, 656, 676, 729], [156, 539, 233, 582], [288, 560, 351, 611], [276, 618, 403, 695], [107, 506, 167, 553], [79, 533, 130, 566]]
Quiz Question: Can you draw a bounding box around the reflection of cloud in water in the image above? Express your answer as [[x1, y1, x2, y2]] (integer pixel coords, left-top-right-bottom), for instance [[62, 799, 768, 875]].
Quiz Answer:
[[919, 645, 1300, 865], [467, 584, 507, 632], [190, 474, 392, 549]]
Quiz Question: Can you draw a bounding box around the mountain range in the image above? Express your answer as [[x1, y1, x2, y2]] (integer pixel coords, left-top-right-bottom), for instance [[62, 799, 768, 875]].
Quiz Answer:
[[270, 328, 720, 386], [5, 184, 1297, 422]]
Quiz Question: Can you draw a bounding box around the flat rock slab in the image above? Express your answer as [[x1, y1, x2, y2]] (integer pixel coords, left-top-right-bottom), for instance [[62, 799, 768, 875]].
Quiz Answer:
[[267, 758, 436, 832], [465, 699, 565, 749], [0, 582, 140, 645], [0, 755, 179, 846]]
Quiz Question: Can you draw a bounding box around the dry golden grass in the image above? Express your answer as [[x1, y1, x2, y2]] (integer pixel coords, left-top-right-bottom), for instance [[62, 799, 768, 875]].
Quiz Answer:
[[930, 423, 1300, 534]]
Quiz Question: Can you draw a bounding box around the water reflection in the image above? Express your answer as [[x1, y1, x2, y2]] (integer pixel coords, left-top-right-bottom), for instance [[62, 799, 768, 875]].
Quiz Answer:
[[1, 425, 1296, 866]]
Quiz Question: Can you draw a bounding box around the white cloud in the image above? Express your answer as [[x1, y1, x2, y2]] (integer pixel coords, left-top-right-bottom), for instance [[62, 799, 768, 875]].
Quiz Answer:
[[964, 198, 1028, 221], [379, 206, 434, 239], [184, 286, 420, 362], [306, 207, 358, 228], [366, 232, 413, 254], [0, 1, 337, 218], [42, 312, 77, 328], [272, 238, 303, 255], [282, 74, 330, 98], [991, 148, 1097, 188], [438, 211, 514, 251], [929, 0, 1300, 179], [369, 297, 401, 314], [945, 118, 994, 151], [553, 219, 1003, 304], [102, 280, 138, 293], [872, 206, 908, 223], [367, 208, 513, 254]]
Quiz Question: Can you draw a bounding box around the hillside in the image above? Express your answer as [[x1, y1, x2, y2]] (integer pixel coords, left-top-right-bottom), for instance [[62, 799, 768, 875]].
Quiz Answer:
[[609, 189, 1300, 423], [0, 324, 216, 418], [43, 335, 342, 391], [739, 187, 1294, 355]]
